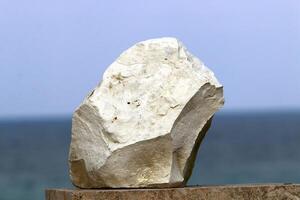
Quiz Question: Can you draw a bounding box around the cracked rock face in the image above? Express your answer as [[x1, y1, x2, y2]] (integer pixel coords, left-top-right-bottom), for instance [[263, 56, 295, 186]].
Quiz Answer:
[[69, 37, 224, 188]]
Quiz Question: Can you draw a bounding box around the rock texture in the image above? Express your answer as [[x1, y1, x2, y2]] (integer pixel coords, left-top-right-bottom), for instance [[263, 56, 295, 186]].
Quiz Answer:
[[69, 37, 224, 188], [46, 184, 300, 200]]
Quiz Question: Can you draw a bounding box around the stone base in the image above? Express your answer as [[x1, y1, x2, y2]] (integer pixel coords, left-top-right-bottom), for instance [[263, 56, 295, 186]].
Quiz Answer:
[[46, 184, 300, 200]]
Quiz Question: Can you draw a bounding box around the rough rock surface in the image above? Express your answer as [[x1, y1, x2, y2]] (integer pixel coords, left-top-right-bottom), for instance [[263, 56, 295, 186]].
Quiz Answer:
[[69, 37, 224, 188], [46, 184, 300, 200]]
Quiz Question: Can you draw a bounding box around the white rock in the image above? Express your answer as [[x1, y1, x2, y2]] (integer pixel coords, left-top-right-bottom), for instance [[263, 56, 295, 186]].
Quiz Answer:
[[69, 37, 224, 188]]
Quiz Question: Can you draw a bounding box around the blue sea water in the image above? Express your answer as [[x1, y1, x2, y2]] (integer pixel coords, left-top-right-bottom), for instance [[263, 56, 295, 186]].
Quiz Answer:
[[0, 111, 300, 200]]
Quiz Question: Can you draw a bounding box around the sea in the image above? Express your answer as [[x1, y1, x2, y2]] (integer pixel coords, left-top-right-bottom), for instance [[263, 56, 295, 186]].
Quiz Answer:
[[0, 111, 300, 200]]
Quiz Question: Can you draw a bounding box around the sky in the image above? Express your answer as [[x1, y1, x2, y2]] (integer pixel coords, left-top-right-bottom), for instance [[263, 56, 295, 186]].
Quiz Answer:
[[0, 0, 299, 118]]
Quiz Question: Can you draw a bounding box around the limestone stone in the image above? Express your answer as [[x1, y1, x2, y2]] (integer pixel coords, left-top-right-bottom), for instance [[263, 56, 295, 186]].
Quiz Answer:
[[68, 37, 224, 188]]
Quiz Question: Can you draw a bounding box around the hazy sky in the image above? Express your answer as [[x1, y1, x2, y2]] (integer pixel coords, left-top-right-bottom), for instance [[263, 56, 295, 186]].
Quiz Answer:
[[0, 0, 299, 118]]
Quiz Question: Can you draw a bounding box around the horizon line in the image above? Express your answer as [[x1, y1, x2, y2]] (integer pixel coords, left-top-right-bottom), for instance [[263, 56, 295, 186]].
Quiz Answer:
[[1, 108, 300, 122]]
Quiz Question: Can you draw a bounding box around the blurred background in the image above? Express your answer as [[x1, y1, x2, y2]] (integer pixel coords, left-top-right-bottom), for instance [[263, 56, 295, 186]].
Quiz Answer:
[[0, 0, 299, 200]]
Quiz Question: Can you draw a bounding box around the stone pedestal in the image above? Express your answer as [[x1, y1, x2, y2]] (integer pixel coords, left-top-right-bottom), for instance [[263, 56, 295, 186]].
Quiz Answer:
[[46, 184, 300, 200]]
